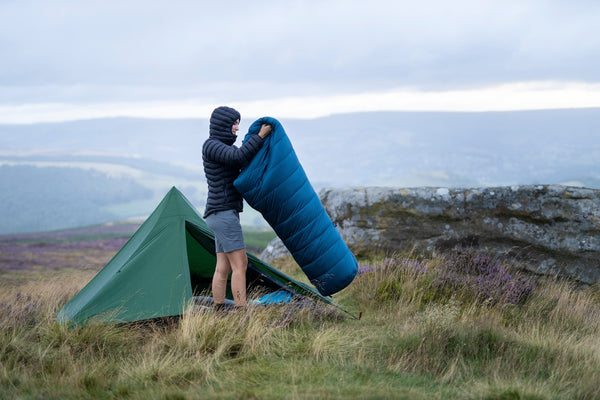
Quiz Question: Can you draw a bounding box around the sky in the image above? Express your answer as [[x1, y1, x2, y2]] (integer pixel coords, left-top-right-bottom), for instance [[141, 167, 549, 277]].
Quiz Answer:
[[2, 0, 600, 123]]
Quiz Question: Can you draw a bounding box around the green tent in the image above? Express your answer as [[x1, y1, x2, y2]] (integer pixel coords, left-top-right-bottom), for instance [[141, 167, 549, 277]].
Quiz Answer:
[[57, 187, 336, 324]]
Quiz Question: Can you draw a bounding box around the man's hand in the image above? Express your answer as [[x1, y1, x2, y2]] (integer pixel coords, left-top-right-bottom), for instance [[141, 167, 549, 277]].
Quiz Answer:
[[258, 124, 272, 139]]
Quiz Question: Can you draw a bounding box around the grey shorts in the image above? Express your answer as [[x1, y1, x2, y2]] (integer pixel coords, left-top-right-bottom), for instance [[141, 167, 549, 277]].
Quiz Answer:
[[204, 209, 246, 253]]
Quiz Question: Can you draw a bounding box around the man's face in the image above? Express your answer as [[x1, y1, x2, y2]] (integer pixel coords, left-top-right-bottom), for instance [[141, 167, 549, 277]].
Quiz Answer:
[[232, 119, 240, 136]]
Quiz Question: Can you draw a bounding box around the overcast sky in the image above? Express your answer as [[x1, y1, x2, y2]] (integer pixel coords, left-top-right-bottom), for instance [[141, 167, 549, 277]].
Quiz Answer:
[[2, 0, 600, 122]]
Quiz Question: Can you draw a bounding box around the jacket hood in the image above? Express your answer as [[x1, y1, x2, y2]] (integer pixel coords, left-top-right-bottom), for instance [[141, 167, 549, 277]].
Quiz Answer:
[[209, 106, 240, 145]]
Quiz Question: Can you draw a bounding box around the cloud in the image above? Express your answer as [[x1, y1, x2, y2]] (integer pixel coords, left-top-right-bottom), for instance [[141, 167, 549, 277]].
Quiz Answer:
[[1, 0, 600, 114]]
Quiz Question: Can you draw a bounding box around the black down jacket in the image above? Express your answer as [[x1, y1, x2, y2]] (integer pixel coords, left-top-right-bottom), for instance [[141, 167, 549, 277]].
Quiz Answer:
[[202, 106, 264, 218]]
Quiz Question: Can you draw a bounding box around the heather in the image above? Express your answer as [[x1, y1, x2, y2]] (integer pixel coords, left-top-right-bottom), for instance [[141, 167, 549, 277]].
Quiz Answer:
[[1, 230, 600, 399], [369, 248, 535, 307]]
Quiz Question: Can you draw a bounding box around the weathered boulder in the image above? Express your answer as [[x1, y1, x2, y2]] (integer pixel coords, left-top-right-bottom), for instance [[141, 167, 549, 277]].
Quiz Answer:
[[263, 185, 600, 284], [260, 236, 291, 263]]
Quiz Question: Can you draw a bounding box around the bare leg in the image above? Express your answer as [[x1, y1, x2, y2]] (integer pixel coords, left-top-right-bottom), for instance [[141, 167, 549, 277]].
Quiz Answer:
[[226, 248, 248, 307], [212, 252, 231, 304]]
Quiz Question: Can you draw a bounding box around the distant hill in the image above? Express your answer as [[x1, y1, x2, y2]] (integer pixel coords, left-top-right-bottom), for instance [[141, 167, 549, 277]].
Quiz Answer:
[[0, 109, 599, 233], [0, 117, 207, 166], [0, 165, 151, 234], [280, 108, 600, 188]]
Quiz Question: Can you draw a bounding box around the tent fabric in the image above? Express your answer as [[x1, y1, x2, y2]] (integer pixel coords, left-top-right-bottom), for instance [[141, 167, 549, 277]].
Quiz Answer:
[[56, 187, 335, 325], [234, 117, 358, 296]]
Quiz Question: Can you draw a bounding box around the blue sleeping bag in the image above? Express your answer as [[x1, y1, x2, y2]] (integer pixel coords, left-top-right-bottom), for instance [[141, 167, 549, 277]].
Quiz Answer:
[[234, 117, 358, 296]]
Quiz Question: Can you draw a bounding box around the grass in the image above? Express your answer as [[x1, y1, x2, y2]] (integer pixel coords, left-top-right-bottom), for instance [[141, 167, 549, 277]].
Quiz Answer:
[[1, 242, 600, 399]]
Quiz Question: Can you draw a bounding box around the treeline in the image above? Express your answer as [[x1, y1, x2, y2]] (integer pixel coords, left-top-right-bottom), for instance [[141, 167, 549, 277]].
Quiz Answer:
[[0, 165, 152, 234]]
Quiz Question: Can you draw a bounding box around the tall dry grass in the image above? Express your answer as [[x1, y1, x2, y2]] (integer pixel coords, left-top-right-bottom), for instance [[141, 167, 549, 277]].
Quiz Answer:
[[1, 251, 599, 399]]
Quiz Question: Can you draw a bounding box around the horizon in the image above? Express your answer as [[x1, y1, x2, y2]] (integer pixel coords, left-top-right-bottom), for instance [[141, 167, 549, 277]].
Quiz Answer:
[[2, 82, 600, 124], [2, 97, 600, 126]]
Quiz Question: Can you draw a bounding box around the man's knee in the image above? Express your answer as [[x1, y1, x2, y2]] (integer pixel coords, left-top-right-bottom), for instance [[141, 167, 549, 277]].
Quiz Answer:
[[227, 249, 247, 269], [214, 262, 230, 279], [231, 261, 247, 274]]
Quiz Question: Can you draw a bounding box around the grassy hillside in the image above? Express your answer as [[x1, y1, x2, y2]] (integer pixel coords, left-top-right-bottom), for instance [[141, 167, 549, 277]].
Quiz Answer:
[[1, 232, 598, 399]]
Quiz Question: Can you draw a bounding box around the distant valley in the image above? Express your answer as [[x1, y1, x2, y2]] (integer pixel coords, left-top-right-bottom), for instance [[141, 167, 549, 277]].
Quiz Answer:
[[1, 109, 599, 234]]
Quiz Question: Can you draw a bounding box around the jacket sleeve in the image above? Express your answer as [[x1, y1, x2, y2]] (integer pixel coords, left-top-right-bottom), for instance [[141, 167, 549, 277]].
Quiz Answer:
[[203, 135, 264, 167]]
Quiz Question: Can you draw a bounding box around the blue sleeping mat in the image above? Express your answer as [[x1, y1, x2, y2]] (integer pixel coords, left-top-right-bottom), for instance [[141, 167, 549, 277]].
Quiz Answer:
[[234, 117, 357, 296]]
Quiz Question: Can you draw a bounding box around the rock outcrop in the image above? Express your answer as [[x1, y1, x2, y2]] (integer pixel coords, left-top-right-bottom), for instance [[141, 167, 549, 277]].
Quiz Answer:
[[262, 185, 600, 284]]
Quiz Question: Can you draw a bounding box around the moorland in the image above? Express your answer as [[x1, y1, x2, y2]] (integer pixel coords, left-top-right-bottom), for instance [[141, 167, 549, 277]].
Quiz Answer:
[[1, 224, 599, 399]]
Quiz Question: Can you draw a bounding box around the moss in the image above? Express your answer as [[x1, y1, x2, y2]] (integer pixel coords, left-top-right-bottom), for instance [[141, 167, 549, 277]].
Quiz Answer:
[[493, 208, 570, 225]]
